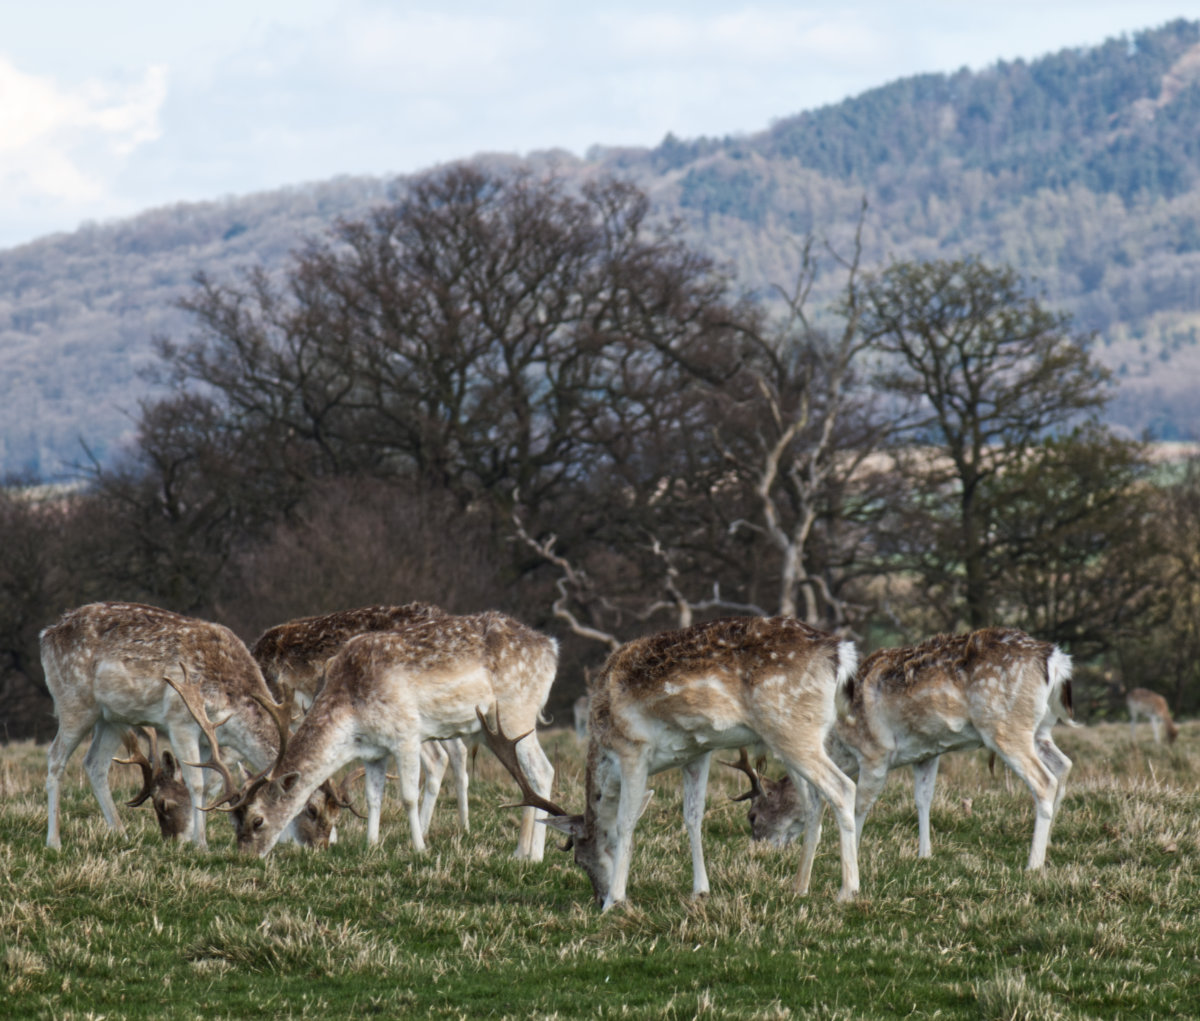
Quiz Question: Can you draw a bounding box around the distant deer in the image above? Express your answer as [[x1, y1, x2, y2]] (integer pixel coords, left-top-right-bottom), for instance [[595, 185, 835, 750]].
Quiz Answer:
[[1126, 687, 1178, 744], [187, 611, 558, 859], [727, 628, 1076, 870], [112, 728, 192, 841], [41, 602, 347, 850], [251, 602, 472, 833], [572, 693, 589, 742], [480, 616, 861, 909]]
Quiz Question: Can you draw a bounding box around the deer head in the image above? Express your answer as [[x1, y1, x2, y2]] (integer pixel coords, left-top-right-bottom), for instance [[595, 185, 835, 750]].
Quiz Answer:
[[163, 667, 351, 851], [113, 728, 193, 842], [723, 749, 806, 848], [476, 706, 651, 906]]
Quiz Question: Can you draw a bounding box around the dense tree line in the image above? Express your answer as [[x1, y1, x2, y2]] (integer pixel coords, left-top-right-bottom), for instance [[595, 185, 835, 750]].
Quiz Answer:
[[3, 167, 1197, 740]]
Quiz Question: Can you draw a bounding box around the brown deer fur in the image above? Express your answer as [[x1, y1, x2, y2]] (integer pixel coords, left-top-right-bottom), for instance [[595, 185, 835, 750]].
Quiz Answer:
[[732, 627, 1075, 870], [1126, 687, 1179, 744], [113, 728, 193, 841], [251, 603, 471, 835], [484, 616, 861, 909], [252, 603, 447, 707], [225, 611, 558, 858], [41, 602, 335, 850]]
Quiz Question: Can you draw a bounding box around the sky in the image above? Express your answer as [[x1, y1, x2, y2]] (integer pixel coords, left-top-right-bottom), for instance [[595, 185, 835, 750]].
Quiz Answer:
[[1, 2, 1196, 250]]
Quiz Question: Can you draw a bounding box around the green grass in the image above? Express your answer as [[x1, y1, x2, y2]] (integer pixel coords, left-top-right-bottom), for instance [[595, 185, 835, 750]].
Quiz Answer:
[[2, 724, 1197, 1020]]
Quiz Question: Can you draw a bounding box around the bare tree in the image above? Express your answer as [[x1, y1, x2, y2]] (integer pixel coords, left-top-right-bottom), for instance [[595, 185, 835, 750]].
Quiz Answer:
[[861, 258, 1112, 629]]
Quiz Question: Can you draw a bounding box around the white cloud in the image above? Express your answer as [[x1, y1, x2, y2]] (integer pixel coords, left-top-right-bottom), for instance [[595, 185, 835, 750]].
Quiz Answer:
[[0, 56, 167, 203]]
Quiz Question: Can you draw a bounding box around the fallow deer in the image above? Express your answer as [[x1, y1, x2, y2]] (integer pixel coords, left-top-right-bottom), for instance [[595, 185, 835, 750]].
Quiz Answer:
[[41, 601, 342, 850], [188, 611, 558, 859], [480, 615, 861, 909], [162, 668, 357, 850], [112, 728, 192, 841], [1126, 687, 1178, 744], [252, 603, 447, 708], [572, 693, 589, 742], [251, 602, 472, 834], [728, 628, 1076, 869]]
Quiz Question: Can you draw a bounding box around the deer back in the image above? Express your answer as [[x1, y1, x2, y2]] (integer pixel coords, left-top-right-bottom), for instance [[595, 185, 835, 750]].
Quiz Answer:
[[594, 616, 850, 772], [308, 611, 554, 746], [251, 602, 446, 703], [841, 628, 1062, 768], [41, 602, 284, 773]]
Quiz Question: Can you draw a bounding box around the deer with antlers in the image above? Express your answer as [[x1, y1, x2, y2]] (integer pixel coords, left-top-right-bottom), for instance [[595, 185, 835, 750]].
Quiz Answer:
[[251, 603, 474, 835], [726, 627, 1076, 869], [184, 610, 558, 858], [41, 601, 348, 850], [112, 728, 193, 841], [479, 615, 861, 909]]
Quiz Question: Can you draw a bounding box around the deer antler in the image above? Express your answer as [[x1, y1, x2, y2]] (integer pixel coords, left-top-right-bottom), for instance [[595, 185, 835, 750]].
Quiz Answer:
[[720, 746, 765, 802], [249, 688, 295, 767], [475, 706, 569, 816], [325, 768, 368, 820], [162, 664, 246, 811], [113, 729, 156, 807]]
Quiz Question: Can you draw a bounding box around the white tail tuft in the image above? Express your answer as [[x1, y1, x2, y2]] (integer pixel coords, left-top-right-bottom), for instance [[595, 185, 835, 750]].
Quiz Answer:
[[835, 640, 859, 717], [1046, 647, 1079, 727]]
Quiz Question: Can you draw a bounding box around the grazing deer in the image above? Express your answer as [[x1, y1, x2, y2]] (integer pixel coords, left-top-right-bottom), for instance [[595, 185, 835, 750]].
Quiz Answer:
[[727, 628, 1076, 870], [1126, 687, 1178, 744], [163, 667, 358, 850], [187, 611, 558, 859], [41, 601, 343, 850], [251, 603, 472, 834], [112, 728, 193, 841], [480, 616, 861, 909]]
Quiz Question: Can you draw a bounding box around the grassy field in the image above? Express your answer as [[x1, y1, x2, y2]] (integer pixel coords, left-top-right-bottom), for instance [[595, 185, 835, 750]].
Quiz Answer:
[[1, 722, 1197, 1020]]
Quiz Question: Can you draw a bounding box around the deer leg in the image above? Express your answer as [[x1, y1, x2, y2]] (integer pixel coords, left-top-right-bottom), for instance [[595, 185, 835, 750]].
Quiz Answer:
[[782, 750, 859, 901], [166, 726, 209, 849], [393, 744, 426, 852], [796, 780, 825, 897], [81, 723, 128, 838], [418, 740, 449, 837], [446, 737, 470, 832], [991, 739, 1058, 869], [680, 752, 712, 897], [45, 713, 96, 849], [605, 758, 650, 909], [911, 756, 940, 858], [1036, 735, 1072, 821], [1150, 716, 1162, 744], [851, 756, 891, 852], [514, 735, 554, 861], [363, 757, 389, 846]]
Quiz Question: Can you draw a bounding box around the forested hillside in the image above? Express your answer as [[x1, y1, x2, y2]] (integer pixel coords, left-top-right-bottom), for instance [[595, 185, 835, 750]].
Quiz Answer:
[[2, 18, 1200, 480]]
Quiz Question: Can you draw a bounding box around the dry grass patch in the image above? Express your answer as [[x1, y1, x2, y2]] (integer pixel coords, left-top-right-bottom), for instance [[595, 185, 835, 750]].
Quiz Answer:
[[0, 723, 1197, 1019]]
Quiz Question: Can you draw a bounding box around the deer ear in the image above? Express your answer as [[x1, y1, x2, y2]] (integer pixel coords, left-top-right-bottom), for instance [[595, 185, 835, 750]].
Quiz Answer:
[[159, 797, 179, 813], [541, 814, 586, 839], [161, 749, 181, 778], [276, 771, 303, 795]]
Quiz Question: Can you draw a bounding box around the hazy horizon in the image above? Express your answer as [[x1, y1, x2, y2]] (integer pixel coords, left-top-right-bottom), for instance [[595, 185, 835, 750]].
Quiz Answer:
[[2, 2, 1195, 249]]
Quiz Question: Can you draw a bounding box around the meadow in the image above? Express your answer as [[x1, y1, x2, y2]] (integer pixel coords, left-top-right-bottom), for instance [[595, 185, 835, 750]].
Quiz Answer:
[[1, 722, 1196, 1020]]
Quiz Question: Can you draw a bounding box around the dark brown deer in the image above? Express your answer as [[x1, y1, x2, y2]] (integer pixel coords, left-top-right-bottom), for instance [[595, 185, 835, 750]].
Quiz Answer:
[[728, 628, 1076, 869], [112, 728, 192, 841], [480, 616, 861, 909]]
